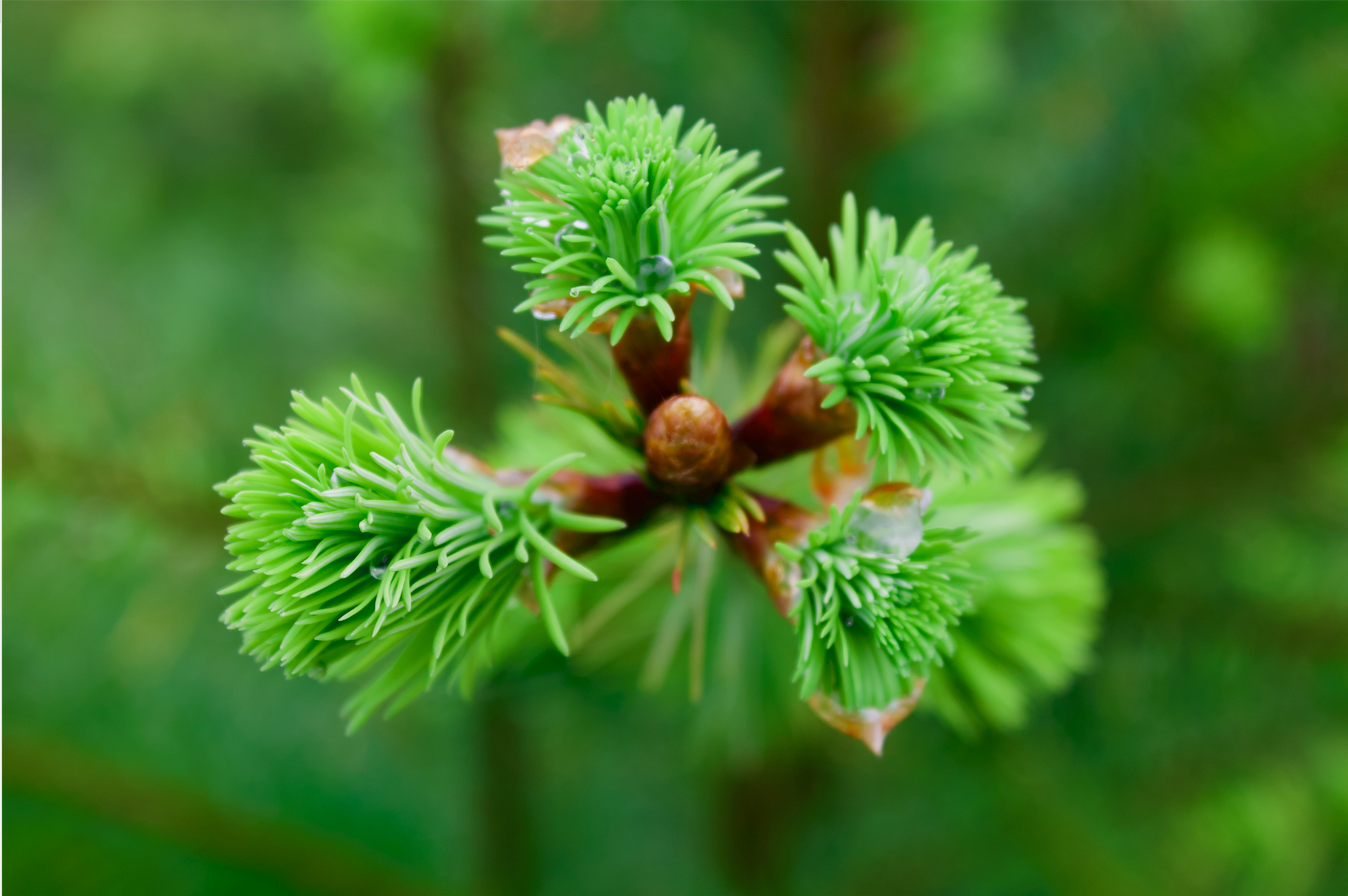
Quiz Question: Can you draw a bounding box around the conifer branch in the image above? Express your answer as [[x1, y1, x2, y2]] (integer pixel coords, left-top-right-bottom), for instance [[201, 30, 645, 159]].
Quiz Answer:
[[212, 97, 1104, 754]]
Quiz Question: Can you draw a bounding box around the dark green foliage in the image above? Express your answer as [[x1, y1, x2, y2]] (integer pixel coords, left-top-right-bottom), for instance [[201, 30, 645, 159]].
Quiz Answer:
[[215, 377, 620, 730], [9, 4, 1347, 895], [481, 95, 785, 341], [777, 194, 1039, 476]]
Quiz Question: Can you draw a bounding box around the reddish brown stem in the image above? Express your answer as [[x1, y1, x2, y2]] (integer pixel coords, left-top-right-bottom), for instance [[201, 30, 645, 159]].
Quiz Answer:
[[732, 337, 857, 469], [445, 447, 667, 562], [730, 493, 823, 618], [547, 469, 667, 558], [611, 291, 695, 414]]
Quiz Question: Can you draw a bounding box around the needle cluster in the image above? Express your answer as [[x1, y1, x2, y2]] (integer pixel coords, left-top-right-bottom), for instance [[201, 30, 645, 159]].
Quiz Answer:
[[776, 494, 974, 711], [481, 95, 784, 342], [216, 377, 622, 730], [777, 194, 1040, 475]]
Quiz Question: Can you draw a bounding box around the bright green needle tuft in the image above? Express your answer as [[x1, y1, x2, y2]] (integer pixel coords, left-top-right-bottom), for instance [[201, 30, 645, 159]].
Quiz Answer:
[[777, 492, 974, 711], [777, 193, 1040, 477], [481, 95, 785, 339], [214, 376, 618, 731]]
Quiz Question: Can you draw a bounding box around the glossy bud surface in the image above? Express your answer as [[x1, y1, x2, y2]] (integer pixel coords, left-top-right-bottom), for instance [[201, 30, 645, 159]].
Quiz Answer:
[[644, 395, 733, 496]]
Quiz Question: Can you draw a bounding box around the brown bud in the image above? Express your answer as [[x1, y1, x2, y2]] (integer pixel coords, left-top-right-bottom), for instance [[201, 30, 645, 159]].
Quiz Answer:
[[494, 115, 579, 170], [808, 682, 926, 756], [644, 395, 733, 497], [694, 266, 745, 300]]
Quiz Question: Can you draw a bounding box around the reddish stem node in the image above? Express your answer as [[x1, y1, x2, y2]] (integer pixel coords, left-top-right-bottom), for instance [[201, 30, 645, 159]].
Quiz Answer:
[[730, 493, 823, 618], [732, 336, 858, 469], [611, 290, 695, 414], [547, 469, 666, 557]]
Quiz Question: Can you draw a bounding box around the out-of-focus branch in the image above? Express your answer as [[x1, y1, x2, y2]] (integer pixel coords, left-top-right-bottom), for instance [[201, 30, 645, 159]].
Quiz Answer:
[[708, 9, 905, 889], [476, 695, 539, 896], [794, 3, 901, 245], [428, 29, 495, 441], [2, 429, 221, 536], [3, 733, 443, 896]]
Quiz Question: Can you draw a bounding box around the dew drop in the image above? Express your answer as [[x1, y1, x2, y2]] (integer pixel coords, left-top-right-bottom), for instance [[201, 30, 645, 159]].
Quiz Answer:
[[853, 484, 931, 560], [634, 254, 676, 295], [370, 555, 392, 580], [1019, 386, 1035, 401]]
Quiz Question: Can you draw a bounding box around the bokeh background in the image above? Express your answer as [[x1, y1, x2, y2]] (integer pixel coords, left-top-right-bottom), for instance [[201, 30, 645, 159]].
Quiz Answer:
[[6, 3, 1348, 894]]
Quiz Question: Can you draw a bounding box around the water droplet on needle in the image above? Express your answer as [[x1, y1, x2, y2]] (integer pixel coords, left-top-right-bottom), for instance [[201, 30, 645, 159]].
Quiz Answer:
[[634, 255, 676, 295]]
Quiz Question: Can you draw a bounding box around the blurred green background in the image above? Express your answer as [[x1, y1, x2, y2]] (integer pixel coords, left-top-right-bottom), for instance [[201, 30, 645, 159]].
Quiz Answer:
[[5, 3, 1348, 894]]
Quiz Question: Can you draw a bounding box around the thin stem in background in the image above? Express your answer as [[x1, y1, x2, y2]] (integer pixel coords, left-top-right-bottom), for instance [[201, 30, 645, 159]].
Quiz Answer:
[[428, 30, 496, 443]]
